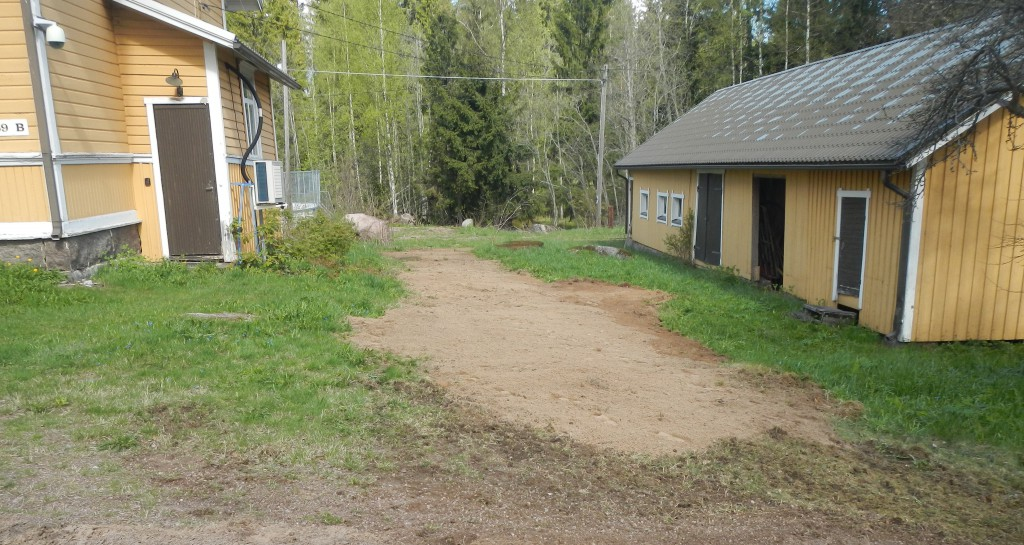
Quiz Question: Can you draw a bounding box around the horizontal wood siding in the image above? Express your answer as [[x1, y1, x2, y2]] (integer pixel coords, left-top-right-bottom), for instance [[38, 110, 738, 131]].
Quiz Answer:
[[629, 170, 695, 254], [62, 164, 135, 219], [913, 109, 1024, 341], [256, 72, 277, 160], [220, 57, 278, 160], [154, 0, 224, 28], [113, 6, 206, 154], [784, 170, 904, 334], [41, 0, 129, 153], [219, 49, 246, 157], [0, 166, 49, 222], [130, 162, 163, 259], [0, 0, 39, 153]]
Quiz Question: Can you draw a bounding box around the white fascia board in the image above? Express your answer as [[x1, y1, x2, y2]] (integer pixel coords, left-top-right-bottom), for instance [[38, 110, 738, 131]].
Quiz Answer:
[[63, 211, 141, 237], [905, 101, 1005, 168], [111, 0, 235, 48], [0, 222, 50, 240]]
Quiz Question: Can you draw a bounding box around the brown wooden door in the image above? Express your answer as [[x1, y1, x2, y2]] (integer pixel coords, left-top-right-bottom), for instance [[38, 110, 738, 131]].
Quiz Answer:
[[154, 103, 221, 257], [695, 173, 723, 266]]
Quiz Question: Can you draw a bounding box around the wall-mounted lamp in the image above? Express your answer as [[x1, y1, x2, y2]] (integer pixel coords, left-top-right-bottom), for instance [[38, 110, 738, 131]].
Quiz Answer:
[[33, 17, 65, 49], [165, 69, 184, 98]]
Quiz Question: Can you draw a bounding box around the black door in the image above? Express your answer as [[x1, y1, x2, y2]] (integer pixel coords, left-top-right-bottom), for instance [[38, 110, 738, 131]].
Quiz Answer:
[[836, 196, 868, 297], [756, 177, 786, 286], [695, 173, 723, 266], [154, 103, 221, 257]]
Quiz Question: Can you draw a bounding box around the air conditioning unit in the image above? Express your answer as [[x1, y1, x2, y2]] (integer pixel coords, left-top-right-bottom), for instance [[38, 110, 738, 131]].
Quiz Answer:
[[254, 160, 283, 204]]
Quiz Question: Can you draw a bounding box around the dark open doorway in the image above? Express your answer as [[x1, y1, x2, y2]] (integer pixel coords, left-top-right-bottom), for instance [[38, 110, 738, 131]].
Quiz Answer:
[[756, 177, 786, 287]]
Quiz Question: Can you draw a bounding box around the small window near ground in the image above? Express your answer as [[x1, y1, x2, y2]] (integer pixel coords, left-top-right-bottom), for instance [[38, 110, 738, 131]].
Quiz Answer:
[[639, 189, 649, 219], [656, 192, 668, 223], [670, 193, 684, 227]]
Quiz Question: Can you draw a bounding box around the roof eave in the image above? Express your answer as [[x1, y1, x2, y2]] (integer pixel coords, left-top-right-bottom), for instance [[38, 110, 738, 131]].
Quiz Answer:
[[233, 41, 303, 90], [614, 160, 907, 172], [112, 0, 234, 47]]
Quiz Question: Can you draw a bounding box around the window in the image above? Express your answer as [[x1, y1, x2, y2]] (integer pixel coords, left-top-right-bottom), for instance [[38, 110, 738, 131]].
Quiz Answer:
[[670, 193, 684, 227], [639, 189, 649, 219], [241, 71, 262, 158], [656, 192, 668, 223]]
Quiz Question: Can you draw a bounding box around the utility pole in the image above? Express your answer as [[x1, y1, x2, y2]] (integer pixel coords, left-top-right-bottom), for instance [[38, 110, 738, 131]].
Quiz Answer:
[[281, 39, 291, 207], [595, 64, 608, 227]]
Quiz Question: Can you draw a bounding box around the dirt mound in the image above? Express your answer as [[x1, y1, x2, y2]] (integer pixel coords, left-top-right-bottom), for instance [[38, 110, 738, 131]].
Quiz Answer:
[[349, 249, 838, 455]]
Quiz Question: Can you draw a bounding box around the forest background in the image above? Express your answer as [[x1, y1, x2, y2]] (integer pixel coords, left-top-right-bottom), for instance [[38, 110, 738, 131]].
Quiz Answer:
[[227, 0, 970, 227]]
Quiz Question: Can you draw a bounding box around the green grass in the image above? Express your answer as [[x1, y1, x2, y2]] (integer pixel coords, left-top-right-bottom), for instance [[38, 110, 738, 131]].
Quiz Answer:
[[0, 247, 422, 466], [396, 226, 1024, 451]]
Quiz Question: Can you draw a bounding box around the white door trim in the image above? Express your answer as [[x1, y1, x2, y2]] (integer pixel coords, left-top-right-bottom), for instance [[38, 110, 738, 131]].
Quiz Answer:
[[832, 189, 871, 307], [145, 97, 210, 258], [899, 163, 927, 342], [204, 42, 235, 261]]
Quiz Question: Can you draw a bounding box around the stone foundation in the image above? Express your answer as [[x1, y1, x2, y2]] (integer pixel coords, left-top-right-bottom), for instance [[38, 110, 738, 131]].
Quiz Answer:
[[0, 225, 141, 273]]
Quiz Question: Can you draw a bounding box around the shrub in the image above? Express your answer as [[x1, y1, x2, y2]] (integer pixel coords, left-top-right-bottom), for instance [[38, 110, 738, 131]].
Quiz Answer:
[[664, 209, 695, 265], [278, 212, 357, 269]]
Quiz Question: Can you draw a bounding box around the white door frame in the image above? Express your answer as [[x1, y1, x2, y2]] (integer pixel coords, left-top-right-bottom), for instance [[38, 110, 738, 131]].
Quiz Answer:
[[832, 189, 871, 307]]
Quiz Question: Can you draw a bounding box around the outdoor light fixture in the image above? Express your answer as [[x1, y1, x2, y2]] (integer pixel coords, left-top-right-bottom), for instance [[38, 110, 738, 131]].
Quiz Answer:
[[33, 17, 65, 49], [165, 69, 184, 97]]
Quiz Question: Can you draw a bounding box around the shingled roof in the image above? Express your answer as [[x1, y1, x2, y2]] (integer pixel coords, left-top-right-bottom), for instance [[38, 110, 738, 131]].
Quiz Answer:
[[616, 26, 979, 170]]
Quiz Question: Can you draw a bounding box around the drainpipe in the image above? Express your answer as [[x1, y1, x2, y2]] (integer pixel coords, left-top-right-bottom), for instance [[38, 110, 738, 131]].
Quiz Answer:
[[616, 169, 630, 239], [884, 164, 921, 340], [22, 0, 62, 239]]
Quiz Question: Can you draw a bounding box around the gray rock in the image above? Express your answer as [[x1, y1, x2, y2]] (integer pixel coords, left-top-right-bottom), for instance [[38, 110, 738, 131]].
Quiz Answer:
[[344, 213, 392, 243], [461, 219, 474, 228], [393, 212, 416, 225], [532, 223, 553, 233]]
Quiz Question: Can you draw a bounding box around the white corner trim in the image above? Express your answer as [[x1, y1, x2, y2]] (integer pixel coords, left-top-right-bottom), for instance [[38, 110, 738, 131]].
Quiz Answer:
[[0, 221, 51, 240], [899, 163, 927, 342], [111, 0, 234, 48], [62, 210, 140, 237], [205, 42, 235, 262], [906, 101, 1004, 168]]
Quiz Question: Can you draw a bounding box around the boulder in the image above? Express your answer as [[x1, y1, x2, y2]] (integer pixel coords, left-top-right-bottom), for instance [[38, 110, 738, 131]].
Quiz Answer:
[[393, 212, 416, 225], [532, 223, 554, 233], [461, 218, 474, 228], [344, 213, 392, 243]]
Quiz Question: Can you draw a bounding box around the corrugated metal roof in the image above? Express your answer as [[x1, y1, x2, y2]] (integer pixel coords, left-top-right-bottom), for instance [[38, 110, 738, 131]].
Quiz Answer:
[[617, 26, 976, 169]]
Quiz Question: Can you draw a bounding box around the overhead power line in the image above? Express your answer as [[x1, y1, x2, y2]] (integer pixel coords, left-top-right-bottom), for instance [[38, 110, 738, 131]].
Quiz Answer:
[[304, 69, 600, 84]]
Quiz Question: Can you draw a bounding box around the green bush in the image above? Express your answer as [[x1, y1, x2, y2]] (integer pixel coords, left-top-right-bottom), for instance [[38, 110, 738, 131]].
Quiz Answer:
[[278, 213, 357, 268], [664, 209, 695, 265]]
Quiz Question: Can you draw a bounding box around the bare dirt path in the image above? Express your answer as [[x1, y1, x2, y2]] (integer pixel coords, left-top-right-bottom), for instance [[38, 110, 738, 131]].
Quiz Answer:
[[350, 248, 836, 456]]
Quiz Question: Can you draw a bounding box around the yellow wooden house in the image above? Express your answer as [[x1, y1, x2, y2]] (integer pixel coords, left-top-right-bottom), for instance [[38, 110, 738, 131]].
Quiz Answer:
[[617, 27, 1024, 342], [0, 0, 299, 268]]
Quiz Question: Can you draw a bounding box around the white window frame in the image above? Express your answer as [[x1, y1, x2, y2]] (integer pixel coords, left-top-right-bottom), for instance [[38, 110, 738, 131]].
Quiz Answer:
[[831, 189, 871, 308], [656, 191, 668, 224], [639, 188, 649, 220], [240, 66, 262, 159], [670, 193, 684, 227]]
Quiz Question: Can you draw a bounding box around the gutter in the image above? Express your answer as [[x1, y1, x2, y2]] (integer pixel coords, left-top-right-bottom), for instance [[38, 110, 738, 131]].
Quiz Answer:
[[883, 169, 911, 339], [614, 161, 904, 172], [233, 41, 302, 90]]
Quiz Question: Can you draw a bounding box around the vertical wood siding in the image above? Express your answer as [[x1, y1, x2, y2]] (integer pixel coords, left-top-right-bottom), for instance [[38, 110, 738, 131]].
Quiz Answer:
[[0, 166, 49, 222], [130, 163, 163, 259], [631, 167, 905, 336], [783, 170, 904, 334], [229, 163, 257, 254], [256, 72, 277, 160], [0, 0, 40, 153], [913, 109, 1024, 341], [41, 0, 129, 154], [61, 164, 135, 219], [113, 6, 206, 154]]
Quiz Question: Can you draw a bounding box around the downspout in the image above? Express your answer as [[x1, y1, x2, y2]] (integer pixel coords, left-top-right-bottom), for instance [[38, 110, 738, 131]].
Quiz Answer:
[[22, 0, 61, 239], [883, 164, 920, 341], [616, 169, 630, 239]]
